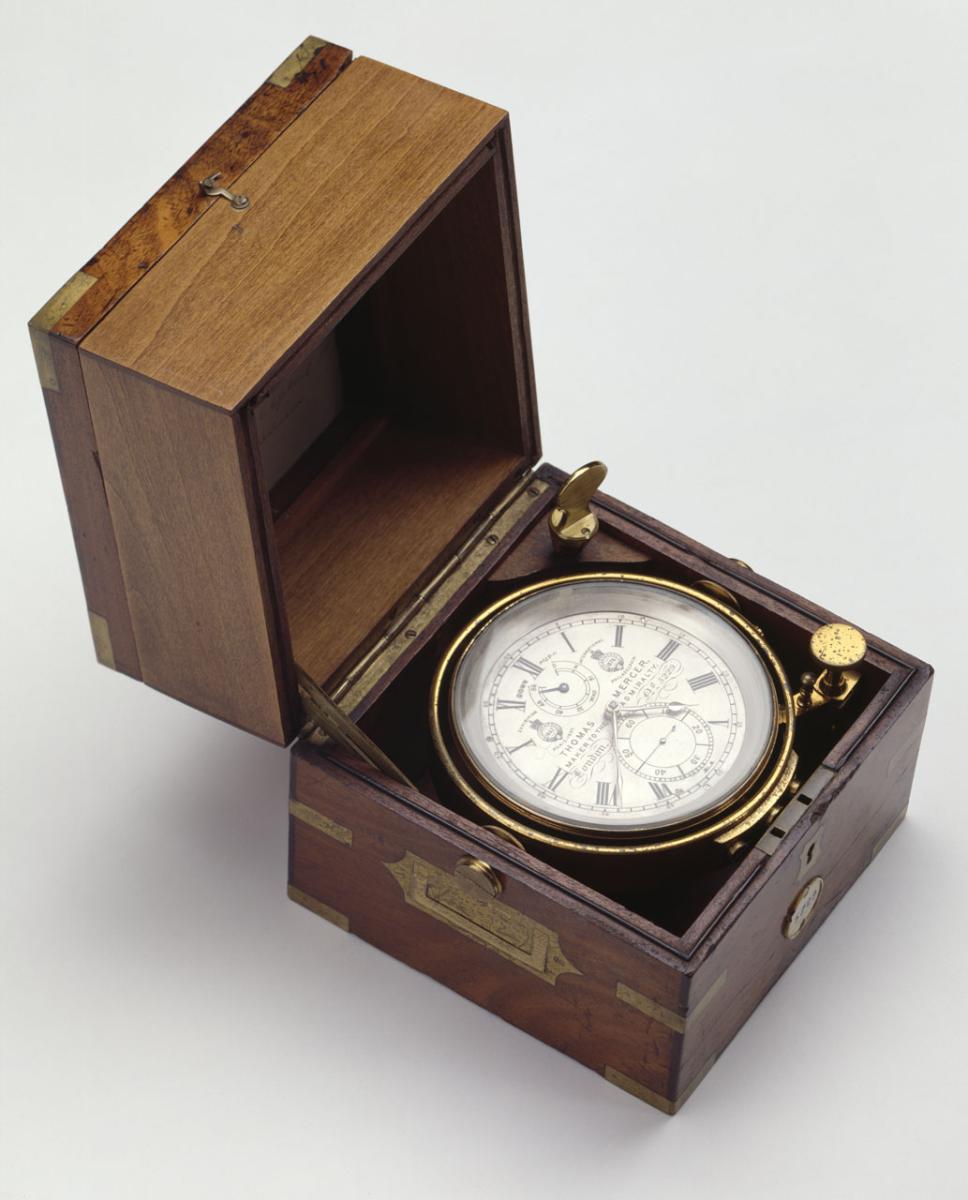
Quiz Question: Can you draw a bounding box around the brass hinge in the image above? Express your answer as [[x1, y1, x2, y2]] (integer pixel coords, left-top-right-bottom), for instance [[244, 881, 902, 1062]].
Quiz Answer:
[[297, 468, 549, 788], [297, 668, 413, 788], [331, 468, 549, 710]]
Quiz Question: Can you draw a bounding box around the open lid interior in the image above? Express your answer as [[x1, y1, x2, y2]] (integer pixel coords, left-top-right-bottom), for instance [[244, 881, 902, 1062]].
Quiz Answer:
[[250, 130, 541, 695]]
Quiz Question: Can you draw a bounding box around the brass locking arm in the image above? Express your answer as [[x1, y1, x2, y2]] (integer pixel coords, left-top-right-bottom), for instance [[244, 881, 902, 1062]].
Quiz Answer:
[[548, 461, 607, 552]]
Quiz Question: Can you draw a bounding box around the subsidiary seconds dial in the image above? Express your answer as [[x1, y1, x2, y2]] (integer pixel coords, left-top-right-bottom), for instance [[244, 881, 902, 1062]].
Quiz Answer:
[[614, 702, 716, 784]]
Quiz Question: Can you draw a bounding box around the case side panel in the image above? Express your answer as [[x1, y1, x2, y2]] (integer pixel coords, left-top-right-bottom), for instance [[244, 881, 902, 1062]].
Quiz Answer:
[[673, 667, 933, 1104], [28, 328, 141, 678], [79, 355, 290, 743], [36, 38, 351, 347], [492, 123, 540, 461], [288, 746, 686, 1110]]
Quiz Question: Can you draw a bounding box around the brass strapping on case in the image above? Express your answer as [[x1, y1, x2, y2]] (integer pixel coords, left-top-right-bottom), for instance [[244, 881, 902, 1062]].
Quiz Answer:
[[87, 611, 116, 670], [29, 327, 58, 391], [604, 1053, 718, 1116], [603, 1066, 675, 1115], [31, 270, 98, 334], [615, 970, 727, 1034], [385, 851, 581, 985], [289, 800, 352, 846], [29, 270, 98, 392], [287, 884, 349, 931], [615, 983, 687, 1033], [269, 36, 330, 88], [690, 969, 729, 1024]]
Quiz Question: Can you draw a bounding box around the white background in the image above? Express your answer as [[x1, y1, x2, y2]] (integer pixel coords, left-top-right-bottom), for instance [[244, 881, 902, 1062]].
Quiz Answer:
[[2, 3, 965, 1197]]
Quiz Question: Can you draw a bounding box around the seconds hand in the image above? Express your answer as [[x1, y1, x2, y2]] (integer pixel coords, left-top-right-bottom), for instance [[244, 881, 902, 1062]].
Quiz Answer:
[[643, 723, 677, 765]]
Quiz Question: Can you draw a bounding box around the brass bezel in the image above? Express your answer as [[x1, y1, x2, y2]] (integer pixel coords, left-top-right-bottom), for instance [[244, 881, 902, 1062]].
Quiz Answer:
[[429, 572, 796, 855]]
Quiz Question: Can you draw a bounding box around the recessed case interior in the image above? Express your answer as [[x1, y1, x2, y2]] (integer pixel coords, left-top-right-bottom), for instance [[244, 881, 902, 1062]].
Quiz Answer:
[[300, 466, 902, 942]]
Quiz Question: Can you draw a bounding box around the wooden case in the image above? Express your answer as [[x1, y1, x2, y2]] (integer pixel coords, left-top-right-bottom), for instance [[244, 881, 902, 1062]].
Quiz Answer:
[[31, 37, 537, 743], [31, 38, 932, 1114]]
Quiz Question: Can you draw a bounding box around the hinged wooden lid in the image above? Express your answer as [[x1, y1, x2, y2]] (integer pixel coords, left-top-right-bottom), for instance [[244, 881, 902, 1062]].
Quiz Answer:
[[31, 39, 540, 745]]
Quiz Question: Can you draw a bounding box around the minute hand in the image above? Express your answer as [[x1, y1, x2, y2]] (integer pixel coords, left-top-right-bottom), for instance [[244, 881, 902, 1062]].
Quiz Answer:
[[613, 702, 697, 717], [610, 706, 624, 806]]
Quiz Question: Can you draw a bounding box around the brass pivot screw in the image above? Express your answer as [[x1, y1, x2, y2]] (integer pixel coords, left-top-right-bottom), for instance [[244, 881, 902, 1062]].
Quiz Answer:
[[695, 579, 741, 610], [455, 856, 503, 899], [484, 825, 526, 851], [549, 461, 607, 552], [811, 623, 867, 699]]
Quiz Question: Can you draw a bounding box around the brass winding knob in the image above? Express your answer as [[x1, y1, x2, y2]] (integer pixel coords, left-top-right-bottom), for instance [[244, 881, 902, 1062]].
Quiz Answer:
[[810, 623, 867, 699], [794, 622, 867, 715]]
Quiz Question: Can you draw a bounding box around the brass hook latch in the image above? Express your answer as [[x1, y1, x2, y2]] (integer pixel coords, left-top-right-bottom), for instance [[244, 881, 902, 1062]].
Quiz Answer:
[[200, 172, 250, 211]]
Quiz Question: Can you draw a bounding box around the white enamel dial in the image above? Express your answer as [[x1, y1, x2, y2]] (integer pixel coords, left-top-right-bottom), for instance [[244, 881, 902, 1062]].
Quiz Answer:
[[448, 578, 777, 835]]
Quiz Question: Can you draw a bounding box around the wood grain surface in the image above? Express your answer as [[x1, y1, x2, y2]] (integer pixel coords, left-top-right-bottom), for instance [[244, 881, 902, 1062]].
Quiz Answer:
[[80, 356, 291, 742], [673, 671, 933, 1100], [29, 35, 350, 684], [81, 58, 509, 410], [50, 48, 540, 738], [259, 135, 538, 689], [290, 747, 686, 1103], [275, 424, 523, 688], [42, 37, 351, 346], [37, 335, 142, 678]]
